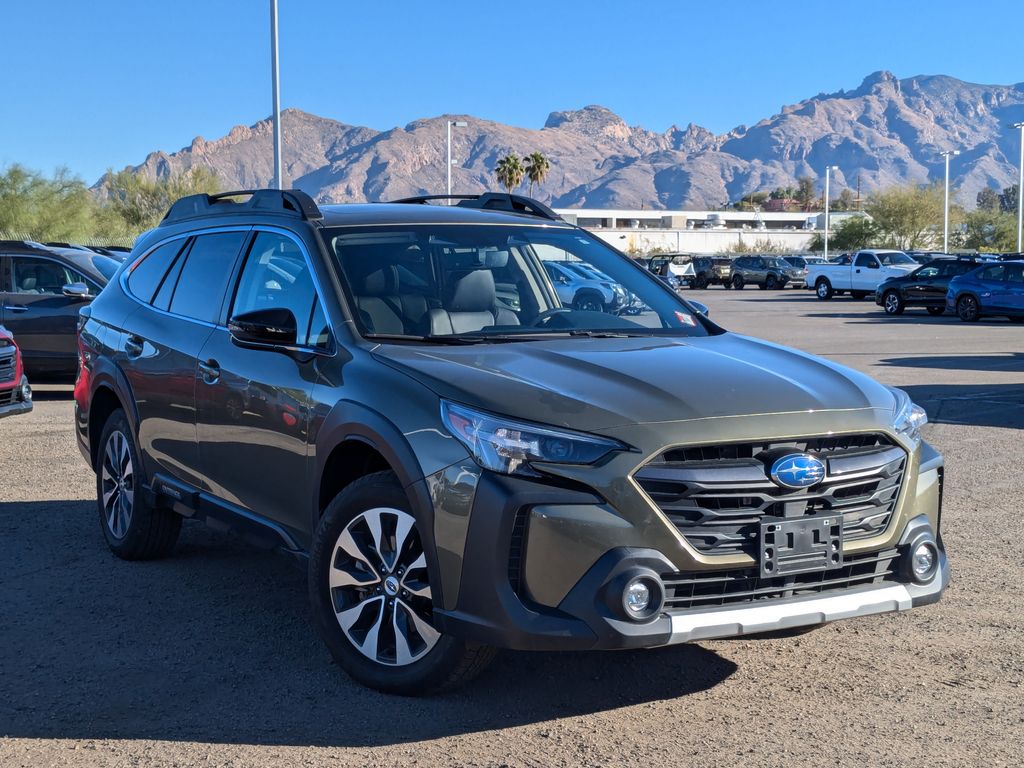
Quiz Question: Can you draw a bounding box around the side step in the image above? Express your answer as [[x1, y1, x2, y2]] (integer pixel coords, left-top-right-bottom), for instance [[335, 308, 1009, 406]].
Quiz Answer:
[[149, 473, 304, 554]]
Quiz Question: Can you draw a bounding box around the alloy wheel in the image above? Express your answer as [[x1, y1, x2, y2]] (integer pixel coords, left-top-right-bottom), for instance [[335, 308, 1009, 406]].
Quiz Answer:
[[328, 507, 439, 666], [957, 296, 979, 322], [100, 430, 134, 539], [884, 292, 903, 314]]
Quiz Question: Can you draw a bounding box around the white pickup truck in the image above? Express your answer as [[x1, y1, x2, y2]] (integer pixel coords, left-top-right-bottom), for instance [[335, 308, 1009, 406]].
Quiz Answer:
[[807, 249, 919, 299]]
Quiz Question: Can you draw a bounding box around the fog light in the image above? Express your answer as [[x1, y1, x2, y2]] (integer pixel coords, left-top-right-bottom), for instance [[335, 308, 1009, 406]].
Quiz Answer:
[[911, 541, 938, 583], [624, 580, 651, 614], [20, 379, 32, 402]]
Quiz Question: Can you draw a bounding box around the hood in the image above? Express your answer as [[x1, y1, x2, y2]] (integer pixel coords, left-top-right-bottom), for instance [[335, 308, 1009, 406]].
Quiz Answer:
[[373, 333, 897, 431]]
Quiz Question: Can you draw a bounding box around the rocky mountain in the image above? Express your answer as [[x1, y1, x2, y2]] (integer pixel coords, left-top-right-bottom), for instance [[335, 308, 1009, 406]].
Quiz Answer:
[[114, 71, 1024, 210]]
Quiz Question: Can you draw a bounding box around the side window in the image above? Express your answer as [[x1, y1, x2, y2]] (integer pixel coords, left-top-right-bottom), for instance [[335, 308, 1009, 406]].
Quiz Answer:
[[231, 232, 318, 346], [979, 265, 1006, 282], [854, 253, 875, 268], [168, 231, 247, 323], [127, 240, 186, 303], [306, 298, 331, 349], [1006, 264, 1024, 283], [10, 257, 73, 295], [917, 266, 940, 279]]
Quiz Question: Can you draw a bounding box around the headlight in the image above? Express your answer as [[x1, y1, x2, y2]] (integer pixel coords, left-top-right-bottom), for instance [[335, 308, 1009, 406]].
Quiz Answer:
[[890, 387, 927, 444], [440, 401, 628, 476]]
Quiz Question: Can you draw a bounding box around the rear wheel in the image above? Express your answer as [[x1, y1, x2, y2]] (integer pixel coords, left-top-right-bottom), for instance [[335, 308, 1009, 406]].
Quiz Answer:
[[693, 274, 708, 290], [96, 410, 181, 559], [815, 279, 833, 300], [957, 295, 980, 322], [926, 306, 945, 316], [310, 472, 495, 695], [883, 290, 905, 315], [732, 275, 745, 290]]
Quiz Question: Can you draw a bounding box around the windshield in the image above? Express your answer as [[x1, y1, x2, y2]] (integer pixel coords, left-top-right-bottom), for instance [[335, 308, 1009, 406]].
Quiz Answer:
[[878, 252, 916, 266], [322, 224, 713, 340], [90, 254, 120, 281], [766, 257, 792, 268]]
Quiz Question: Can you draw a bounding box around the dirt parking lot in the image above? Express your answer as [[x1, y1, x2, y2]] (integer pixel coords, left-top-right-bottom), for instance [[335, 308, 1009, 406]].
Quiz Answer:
[[1, 289, 1022, 768]]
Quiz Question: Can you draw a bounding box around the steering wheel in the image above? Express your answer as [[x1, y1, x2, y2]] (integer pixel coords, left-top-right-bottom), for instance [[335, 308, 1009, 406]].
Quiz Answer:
[[530, 308, 572, 328]]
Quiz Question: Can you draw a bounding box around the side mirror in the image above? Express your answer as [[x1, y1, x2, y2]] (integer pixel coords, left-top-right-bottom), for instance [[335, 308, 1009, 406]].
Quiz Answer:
[[62, 282, 91, 299], [690, 300, 710, 317], [229, 308, 297, 348]]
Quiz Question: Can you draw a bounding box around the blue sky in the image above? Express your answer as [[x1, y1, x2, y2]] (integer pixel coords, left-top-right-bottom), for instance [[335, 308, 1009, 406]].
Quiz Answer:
[[3, 0, 1023, 183]]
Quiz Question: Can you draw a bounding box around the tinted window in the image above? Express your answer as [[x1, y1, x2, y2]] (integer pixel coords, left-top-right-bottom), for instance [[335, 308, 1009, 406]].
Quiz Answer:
[[168, 232, 246, 323], [978, 265, 1007, 282], [916, 266, 940, 279], [307, 298, 331, 349], [943, 262, 972, 277], [231, 232, 318, 345], [1006, 264, 1024, 283], [11, 257, 73, 295], [127, 240, 186, 303], [854, 253, 876, 267]]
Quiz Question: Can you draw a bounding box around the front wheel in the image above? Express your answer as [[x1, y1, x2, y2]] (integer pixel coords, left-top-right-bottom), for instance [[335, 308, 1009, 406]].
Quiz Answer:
[[957, 295, 980, 322], [309, 472, 495, 695], [883, 291, 905, 315], [572, 292, 604, 313], [732, 275, 745, 290], [96, 410, 181, 559], [815, 279, 833, 300], [693, 274, 708, 290]]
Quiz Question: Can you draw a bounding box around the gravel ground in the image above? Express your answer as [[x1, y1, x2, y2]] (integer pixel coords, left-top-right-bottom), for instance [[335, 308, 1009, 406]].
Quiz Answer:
[[1, 289, 1021, 767]]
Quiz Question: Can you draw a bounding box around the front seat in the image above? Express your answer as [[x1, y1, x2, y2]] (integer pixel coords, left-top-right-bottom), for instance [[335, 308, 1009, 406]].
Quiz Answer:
[[352, 264, 404, 334], [429, 270, 519, 335]]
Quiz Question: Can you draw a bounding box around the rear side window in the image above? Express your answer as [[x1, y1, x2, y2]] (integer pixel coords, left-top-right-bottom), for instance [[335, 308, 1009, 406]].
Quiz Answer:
[[168, 232, 247, 323], [128, 240, 186, 302]]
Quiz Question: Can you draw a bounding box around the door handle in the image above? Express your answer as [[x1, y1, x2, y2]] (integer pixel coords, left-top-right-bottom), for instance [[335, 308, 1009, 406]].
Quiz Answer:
[[198, 359, 221, 384], [2, 305, 28, 313], [124, 335, 144, 358]]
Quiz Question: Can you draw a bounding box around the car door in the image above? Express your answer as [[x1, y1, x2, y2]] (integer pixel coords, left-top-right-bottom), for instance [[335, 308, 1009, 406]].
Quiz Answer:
[[904, 264, 940, 305], [194, 229, 324, 535], [1003, 264, 1024, 314], [122, 231, 249, 491], [2, 254, 96, 375], [853, 253, 880, 291]]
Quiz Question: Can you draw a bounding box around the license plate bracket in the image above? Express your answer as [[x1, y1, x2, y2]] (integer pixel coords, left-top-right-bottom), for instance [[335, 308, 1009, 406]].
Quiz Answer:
[[759, 515, 843, 578]]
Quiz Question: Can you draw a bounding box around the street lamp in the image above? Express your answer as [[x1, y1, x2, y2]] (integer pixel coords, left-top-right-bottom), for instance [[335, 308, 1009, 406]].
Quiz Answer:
[[939, 149, 960, 254], [1012, 122, 1024, 252], [269, 0, 282, 190], [823, 165, 838, 262], [447, 120, 468, 198]]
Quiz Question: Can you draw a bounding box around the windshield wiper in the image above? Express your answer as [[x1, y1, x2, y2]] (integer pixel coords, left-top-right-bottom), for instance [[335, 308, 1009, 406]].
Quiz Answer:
[[366, 333, 536, 345], [567, 329, 651, 338]]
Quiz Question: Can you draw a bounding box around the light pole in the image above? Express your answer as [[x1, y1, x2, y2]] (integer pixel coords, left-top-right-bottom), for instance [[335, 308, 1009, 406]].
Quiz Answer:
[[270, 0, 282, 190], [823, 165, 838, 261], [1012, 122, 1024, 252], [447, 120, 468, 199], [939, 149, 960, 253]]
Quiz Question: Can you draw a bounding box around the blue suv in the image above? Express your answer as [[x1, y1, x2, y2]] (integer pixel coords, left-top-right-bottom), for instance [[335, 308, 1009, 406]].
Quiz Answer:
[[946, 260, 1024, 322]]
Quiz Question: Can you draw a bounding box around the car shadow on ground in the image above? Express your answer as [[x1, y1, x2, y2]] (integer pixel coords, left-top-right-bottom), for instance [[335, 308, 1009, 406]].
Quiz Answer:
[[881, 353, 1024, 372], [0, 500, 736, 748], [901, 383, 1024, 429]]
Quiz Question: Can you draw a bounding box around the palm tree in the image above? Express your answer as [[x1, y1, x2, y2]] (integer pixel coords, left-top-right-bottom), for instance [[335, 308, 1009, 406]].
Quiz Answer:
[[524, 151, 550, 198], [494, 154, 525, 193]]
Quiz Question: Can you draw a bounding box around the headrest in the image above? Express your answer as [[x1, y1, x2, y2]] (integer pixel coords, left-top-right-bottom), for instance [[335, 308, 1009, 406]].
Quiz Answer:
[[445, 270, 496, 313], [354, 265, 398, 297]]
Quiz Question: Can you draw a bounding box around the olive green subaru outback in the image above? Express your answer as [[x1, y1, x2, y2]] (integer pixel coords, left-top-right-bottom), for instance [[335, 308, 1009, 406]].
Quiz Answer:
[[75, 190, 948, 694]]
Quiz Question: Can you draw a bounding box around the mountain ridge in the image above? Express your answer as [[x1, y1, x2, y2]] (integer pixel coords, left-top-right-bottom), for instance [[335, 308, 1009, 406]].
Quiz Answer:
[[111, 71, 1024, 209]]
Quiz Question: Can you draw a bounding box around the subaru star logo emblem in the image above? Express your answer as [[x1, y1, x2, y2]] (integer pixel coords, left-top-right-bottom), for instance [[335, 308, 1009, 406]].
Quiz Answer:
[[770, 453, 826, 489]]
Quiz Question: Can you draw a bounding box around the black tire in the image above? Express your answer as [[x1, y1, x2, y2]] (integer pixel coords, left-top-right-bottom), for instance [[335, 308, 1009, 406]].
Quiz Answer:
[[309, 471, 496, 695], [882, 290, 905, 315], [851, 290, 868, 300], [926, 306, 945, 316], [572, 291, 604, 313], [815, 278, 833, 300], [693, 274, 708, 290], [764, 274, 778, 290], [732, 274, 745, 290], [721, 279, 731, 290], [957, 295, 981, 322], [96, 409, 181, 560]]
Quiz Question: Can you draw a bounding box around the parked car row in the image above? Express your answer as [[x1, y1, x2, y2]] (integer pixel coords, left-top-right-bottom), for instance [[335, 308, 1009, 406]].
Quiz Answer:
[[644, 253, 822, 291]]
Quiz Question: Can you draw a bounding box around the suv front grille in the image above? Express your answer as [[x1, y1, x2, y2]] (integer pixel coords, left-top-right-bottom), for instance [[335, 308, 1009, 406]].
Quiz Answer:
[[662, 548, 901, 611], [0, 348, 15, 384], [634, 434, 906, 558]]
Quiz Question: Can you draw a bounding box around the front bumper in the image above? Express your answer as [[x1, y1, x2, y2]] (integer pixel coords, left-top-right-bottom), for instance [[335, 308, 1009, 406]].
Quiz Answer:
[[0, 376, 33, 419], [430, 456, 949, 651]]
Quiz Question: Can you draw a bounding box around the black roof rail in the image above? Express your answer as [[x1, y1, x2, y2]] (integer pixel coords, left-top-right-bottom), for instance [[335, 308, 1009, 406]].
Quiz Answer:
[[388, 193, 563, 222], [161, 189, 323, 225], [0, 239, 49, 251]]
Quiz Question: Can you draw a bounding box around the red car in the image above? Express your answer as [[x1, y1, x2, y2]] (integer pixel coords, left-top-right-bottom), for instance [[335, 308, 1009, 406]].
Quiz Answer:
[[0, 325, 32, 418]]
